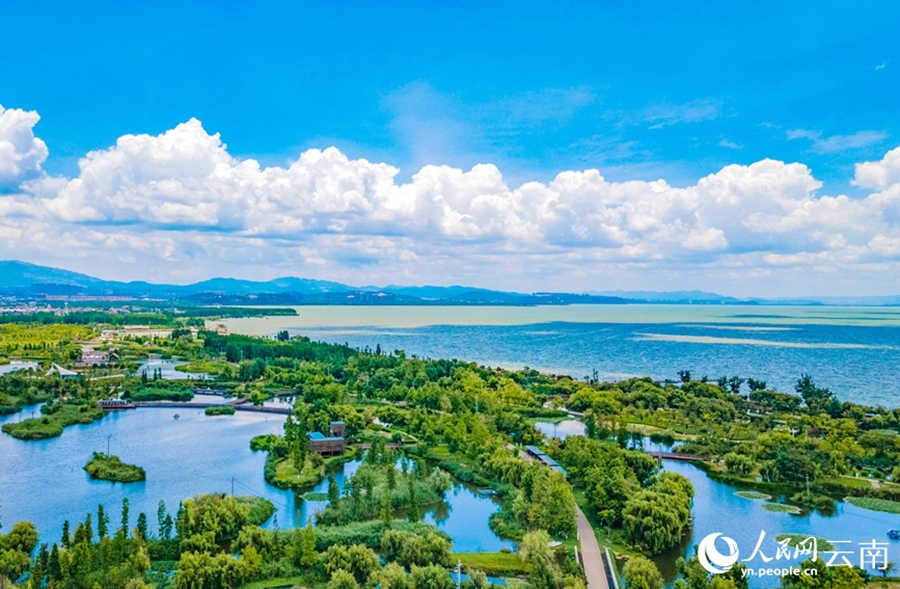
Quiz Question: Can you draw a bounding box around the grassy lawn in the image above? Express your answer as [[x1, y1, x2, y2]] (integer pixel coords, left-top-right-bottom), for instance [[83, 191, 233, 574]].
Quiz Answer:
[[274, 458, 324, 489], [175, 359, 235, 375], [240, 575, 324, 589], [428, 445, 451, 459], [619, 420, 699, 441], [454, 552, 528, 575], [826, 476, 880, 489]]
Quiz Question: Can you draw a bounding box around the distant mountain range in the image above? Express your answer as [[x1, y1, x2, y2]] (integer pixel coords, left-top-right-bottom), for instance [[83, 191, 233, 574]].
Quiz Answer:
[[0, 260, 897, 306]]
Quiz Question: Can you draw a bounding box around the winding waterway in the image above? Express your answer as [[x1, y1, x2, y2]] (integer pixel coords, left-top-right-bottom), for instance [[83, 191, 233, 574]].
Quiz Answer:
[[0, 405, 510, 553], [535, 420, 895, 586]]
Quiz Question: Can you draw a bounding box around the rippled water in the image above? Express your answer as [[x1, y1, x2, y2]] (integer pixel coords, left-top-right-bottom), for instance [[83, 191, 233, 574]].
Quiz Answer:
[[220, 305, 900, 407]]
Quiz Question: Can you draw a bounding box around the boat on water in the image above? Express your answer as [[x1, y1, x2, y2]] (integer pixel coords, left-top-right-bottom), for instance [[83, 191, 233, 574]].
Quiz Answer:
[[888, 529, 900, 540], [173, 414, 180, 420]]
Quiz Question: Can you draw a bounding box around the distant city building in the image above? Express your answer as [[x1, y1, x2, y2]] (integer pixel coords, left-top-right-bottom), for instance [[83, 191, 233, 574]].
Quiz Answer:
[[79, 348, 109, 366]]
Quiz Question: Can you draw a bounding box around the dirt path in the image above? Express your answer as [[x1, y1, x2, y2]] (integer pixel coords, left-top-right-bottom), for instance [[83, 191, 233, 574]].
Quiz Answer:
[[576, 505, 609, 589]]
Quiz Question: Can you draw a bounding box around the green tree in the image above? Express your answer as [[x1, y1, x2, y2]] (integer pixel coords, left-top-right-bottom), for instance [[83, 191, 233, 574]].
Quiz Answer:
[[409, 564, 454, 589], [328, 569, 360, 589], [407, 477, 419, 522], [723, 453, 755, 476], [97, 504, 108, 539], [346, 544, 380, 584], [119, 497, 130, 539], [136, 512, 148, 541], [380, 489, 393, 526], [61, 519, 70, 548], [328, 472, 340, 503], [622, 473, 693, 554], [623, 556, 664, 589], [293, 521, 317, 568], [380, 562, 409, 589], [157, 501, 170, 540]]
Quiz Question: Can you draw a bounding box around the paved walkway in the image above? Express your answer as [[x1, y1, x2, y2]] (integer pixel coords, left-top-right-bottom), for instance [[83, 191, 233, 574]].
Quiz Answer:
[[576, 506, 609, 589]]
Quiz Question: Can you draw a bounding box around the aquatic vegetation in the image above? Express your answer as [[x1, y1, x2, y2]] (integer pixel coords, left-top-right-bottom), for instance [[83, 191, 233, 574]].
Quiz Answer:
[[204, 405, 236, 416], [774, 534, 834, 551], [83, 452, 146, 483], [735, 490, 771, 500], [761, 502, 801, 514], [2, 402, 104, 439], [454, 551, 528, 575], [844, 496, 900, 514]]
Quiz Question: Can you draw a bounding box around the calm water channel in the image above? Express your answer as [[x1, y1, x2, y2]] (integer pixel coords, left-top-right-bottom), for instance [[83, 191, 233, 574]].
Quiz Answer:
[[535, 421, 895, 586], [0, 405, 510, 553]]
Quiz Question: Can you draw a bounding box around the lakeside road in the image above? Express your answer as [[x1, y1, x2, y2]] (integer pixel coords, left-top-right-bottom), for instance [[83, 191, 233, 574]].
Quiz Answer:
[[576, 505, 609, 589]]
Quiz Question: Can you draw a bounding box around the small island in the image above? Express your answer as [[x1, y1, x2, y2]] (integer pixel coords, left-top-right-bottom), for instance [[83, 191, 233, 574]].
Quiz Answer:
[[83, 452, 146, 483], [204, 405, 236, 416]]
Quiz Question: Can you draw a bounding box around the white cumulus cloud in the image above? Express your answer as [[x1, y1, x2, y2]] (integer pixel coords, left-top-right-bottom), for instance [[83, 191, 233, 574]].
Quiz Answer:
[[1, 109, 900, 294], [0, 105, 48, 189]]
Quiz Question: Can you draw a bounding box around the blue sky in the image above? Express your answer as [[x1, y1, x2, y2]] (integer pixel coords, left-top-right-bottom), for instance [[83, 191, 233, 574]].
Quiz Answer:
[[1, 1, 899, 295]]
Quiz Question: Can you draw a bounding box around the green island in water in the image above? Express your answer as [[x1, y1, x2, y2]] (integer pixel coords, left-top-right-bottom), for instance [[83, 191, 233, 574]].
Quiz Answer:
[[83, 452, 147, 483], [0, 310, 898, 589]]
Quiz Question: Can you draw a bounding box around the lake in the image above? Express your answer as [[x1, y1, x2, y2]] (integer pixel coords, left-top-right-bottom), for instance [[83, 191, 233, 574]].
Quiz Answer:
[[219, 305, 900, 407], [656, 460, 897, 587], [0, 404, 510, 553], [0, 361, 39, 376]]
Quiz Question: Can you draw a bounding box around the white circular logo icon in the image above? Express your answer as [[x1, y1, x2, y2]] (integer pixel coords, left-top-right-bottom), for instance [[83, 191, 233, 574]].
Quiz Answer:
[[698, 533, 739, 574]]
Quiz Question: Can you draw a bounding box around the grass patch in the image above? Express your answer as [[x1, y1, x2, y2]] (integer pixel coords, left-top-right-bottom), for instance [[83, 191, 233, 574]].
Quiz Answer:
[[128, 387, 193, 402], [239, 575, 316, 589], [825, 476, 880, 489], [2, 402, 105, 440], [205, 405, 236, 416], [235, 496, 276, 526], [762, 503, 801, 514], [273, 456, 325, 490], [736, 490, 771, 500], [775, 534, 834, 552], [175, 360, 234, 375], [84, 452, 146, 483], [845, 496, 900, 514], [455, 552, 528, 576]]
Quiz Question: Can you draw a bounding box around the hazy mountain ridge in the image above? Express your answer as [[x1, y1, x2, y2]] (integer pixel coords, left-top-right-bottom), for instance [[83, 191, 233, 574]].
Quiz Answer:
[[1, 261, 897, 306]]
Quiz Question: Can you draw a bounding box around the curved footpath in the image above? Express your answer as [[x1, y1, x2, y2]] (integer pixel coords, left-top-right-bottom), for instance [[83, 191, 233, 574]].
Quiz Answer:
[[576, 505, 610, 589]]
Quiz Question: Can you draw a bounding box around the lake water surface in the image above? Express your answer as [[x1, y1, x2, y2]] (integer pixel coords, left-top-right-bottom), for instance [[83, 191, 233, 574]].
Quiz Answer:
[[0, 406, 509, 553], [219, 305, 900, 407]]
